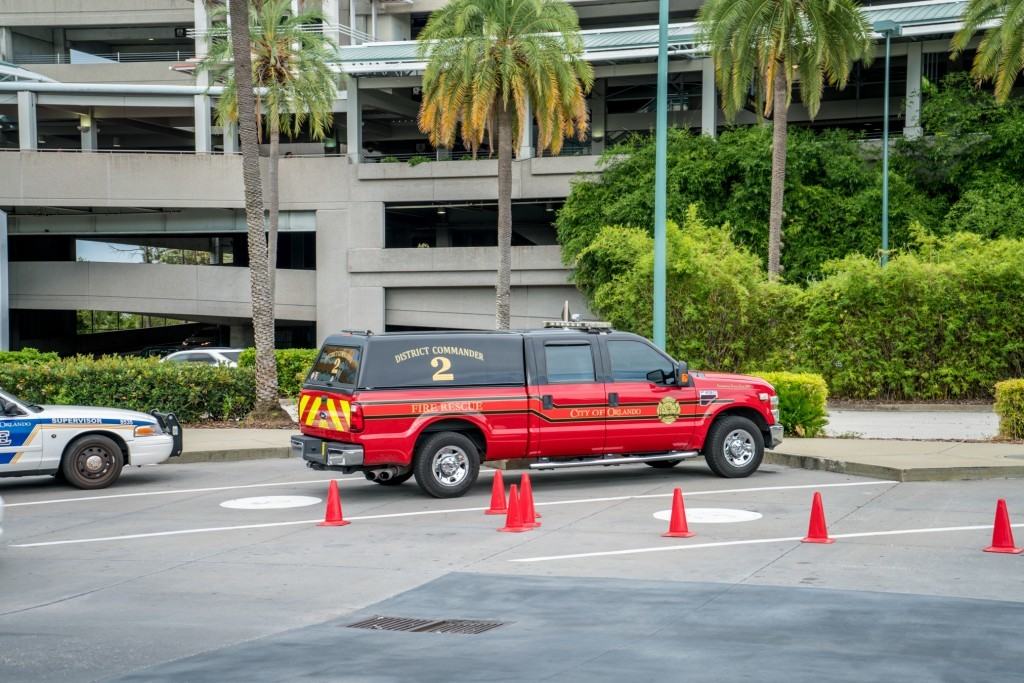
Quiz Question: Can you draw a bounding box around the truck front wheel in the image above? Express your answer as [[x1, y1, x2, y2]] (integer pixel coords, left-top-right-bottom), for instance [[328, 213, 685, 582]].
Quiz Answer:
[[413, 431, 480, 498], [703, 416, 764, 478]]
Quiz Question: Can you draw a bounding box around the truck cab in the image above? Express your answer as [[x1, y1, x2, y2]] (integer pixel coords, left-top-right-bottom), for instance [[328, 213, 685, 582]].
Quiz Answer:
[[293, 323, 782, 498]]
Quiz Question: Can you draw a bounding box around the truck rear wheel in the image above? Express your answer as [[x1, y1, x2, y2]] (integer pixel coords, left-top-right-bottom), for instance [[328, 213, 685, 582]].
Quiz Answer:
[[413, 431, 480, 498], [703, 415, 763, 478], [61, 434, 124, 490]]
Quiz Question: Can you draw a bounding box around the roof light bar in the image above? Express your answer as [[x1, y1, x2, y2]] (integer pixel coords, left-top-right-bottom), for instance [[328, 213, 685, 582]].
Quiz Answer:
[[542, 320, 613, 330]]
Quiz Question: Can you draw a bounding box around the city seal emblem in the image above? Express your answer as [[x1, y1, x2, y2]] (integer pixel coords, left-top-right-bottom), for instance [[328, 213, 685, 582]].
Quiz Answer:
[[657, 396, 681, 424]]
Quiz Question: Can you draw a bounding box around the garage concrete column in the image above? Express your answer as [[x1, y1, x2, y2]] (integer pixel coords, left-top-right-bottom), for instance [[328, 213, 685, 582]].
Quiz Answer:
[[193, 0, 210, 89], [79, 111, 98, 151], [222, 121, 239, 154], [0, 209, 8, 350], [17, 90, 37, 151], [229, 324, 254, 348], [315, 205, 385, 342], [904, 42, 923, 140], [195, 94, 212, 154], [322, 0, 342, 44], [0, 27, 13, 62], [701, 58, 717, 137], [590, 78, 607, 154], [518, 96, 534, 160], [346, 78, 362, 163]]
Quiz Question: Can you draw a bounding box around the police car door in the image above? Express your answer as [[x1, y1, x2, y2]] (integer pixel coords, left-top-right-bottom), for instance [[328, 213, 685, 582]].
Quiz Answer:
[[0, 396, 44, 472], [600, 337, 696, 454], [528, 338, 606, 457]]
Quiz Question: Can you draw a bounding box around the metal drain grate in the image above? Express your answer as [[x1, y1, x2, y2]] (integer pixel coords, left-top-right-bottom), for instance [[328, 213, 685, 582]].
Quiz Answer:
[[346, 615, 505, 635]]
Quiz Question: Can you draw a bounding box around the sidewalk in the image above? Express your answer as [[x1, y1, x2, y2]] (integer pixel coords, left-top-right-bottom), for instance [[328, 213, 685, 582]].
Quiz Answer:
[[176, 428, 293, 463], [769, 438, 1024, 482]]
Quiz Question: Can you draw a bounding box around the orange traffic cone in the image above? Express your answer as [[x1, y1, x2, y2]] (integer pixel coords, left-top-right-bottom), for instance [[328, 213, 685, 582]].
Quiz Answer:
[[802, 491, 833, 544], [983, 499, 1023, 554], [519, 473, 541, 526], [317, 479, 350, 527], [498, 484, 528, 533], [485, 470, 507, 515], [662, 487, 695, 538]]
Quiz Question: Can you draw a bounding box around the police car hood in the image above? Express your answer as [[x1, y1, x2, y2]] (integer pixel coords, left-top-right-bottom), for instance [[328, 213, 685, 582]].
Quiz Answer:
[[38, 404, 158, 424]]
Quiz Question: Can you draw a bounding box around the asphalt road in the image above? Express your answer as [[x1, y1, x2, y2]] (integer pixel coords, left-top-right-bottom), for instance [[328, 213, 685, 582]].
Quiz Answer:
[[1, 458, 1021, 681]]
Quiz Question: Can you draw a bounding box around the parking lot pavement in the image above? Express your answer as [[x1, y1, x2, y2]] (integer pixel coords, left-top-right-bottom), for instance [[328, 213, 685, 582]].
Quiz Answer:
[[2, 458, 1023, 682]]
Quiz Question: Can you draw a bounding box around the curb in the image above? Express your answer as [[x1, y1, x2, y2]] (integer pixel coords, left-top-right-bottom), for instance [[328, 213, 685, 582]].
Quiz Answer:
[[765, 451, 1024, 482], [173, 448, 292, 464]]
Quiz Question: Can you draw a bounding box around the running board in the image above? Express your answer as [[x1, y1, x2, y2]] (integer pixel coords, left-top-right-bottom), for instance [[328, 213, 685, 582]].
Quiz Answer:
[[529, 451, 700, 470]]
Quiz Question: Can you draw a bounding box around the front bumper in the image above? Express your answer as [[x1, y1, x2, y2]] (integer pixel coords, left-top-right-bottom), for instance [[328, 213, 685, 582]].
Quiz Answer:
[[150, 411, 183, 457], [768, 424, 784, 448], [292, 434, 364, 470]]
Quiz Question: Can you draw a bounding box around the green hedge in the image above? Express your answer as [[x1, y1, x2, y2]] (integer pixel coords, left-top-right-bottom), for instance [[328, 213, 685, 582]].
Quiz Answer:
[[754, 372, 829, 438], [995, 380, 1024, 440], [0, 356, 254, 423], [0, 347, 59, 365], [238, 347, 318, 398]]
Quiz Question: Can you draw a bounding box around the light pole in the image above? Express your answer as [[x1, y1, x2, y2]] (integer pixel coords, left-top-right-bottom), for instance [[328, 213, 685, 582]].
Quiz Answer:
[[653, 0, 668, 348], [873, 20, 901, 267]]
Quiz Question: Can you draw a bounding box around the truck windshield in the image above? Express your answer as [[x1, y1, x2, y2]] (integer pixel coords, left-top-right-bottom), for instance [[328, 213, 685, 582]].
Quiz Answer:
[[307, 344, 362, 389]]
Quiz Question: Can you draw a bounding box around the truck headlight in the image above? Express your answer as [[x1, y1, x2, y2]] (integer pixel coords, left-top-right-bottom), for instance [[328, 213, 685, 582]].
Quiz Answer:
[[135, 423, 163, 437]]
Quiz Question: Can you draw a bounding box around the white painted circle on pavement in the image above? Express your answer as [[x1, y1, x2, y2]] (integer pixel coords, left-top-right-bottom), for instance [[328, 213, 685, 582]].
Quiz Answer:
[[652, 507, 762, 524], [220, 495, 321, 510]]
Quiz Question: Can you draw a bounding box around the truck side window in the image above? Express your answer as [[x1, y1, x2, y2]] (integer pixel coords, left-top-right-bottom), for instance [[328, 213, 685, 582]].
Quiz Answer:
[[544, 344, 595, 383], [607, 340, 674, 382]]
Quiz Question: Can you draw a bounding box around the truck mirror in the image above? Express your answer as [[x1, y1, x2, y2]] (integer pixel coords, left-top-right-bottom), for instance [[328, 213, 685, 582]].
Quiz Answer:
[[677, 361, 689, 385], [646, 369, 666, 384]]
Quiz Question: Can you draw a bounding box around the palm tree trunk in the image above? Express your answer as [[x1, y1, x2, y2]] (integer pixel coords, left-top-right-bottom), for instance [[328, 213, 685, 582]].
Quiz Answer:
[[767, 63, 787, 280], [228, 0, 279, 409], [267, 116, 280, 300], [495, 101, 513, 330]]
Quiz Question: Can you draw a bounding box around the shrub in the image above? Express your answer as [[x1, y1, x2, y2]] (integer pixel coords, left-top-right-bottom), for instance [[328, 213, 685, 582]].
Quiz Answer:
[[238, 347, 318, 397], [0, 347, 59, 365], [378, 155, 400, 163], [575, 207, 801, 372], [796, 232, 1024, 400], [995, 380, 1024, 440], [754, 372, 829, 437], [0, 356, 254, 422], [407, 155, 432, 166]]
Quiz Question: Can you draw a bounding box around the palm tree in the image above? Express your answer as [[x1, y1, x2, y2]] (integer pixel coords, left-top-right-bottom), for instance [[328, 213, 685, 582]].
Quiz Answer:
[[416, 0, 593, 329], [952, 0, 1024, 103], [225, 0, 279, 411], [199, 0, 338, 297], [699, 0, 872, 279]]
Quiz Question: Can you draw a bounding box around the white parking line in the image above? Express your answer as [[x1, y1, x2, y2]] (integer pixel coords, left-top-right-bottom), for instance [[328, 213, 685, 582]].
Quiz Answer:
[[2, 478, 360, 508], [3, 469, 501, 509], [509, 524, 1024, 563], [8, 480, 891, 548]]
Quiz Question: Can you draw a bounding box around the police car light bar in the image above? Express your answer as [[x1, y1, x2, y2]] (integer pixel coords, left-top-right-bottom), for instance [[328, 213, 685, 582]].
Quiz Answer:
[[542, 320, 613, 330]]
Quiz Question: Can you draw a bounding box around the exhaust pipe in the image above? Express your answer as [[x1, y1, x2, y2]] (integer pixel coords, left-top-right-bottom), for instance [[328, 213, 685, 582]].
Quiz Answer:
[[366, 466, 400, 482]]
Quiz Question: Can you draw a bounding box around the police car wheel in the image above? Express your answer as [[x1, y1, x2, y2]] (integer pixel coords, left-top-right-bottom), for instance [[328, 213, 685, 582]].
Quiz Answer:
[[703, 415, 764, 478], [645, 459, 682, 469], [61, 435, 124, 490], [413, 432, 480, 498]]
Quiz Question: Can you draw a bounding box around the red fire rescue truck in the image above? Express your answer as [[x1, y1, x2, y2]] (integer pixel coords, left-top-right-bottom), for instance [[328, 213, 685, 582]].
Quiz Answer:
[[291, 321, 783, 498]]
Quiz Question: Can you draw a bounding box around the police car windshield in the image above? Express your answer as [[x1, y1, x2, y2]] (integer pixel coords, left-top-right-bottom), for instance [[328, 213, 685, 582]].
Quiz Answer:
[[0, 388, 42, 414], [308, 344, 361, 388]]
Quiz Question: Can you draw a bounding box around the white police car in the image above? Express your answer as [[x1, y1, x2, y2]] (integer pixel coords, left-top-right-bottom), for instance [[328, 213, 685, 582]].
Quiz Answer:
[[0, 388, 182, 490]]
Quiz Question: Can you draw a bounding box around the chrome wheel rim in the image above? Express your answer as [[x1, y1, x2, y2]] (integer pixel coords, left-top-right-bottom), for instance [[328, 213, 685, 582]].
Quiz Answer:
[[723, 429, 755, 467], [77, 444, 114, 480], [432, 446, 469, 487]]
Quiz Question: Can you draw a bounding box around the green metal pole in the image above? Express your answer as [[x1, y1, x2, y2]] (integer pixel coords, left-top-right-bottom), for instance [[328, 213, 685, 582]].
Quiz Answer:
[[881, 31, 891, 267], [653, 0, 668, 348]]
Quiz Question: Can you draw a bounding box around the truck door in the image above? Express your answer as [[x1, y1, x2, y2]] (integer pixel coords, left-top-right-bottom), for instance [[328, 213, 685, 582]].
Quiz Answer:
[[601, 337, 696, 454], [527, 338, 606, 457]]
